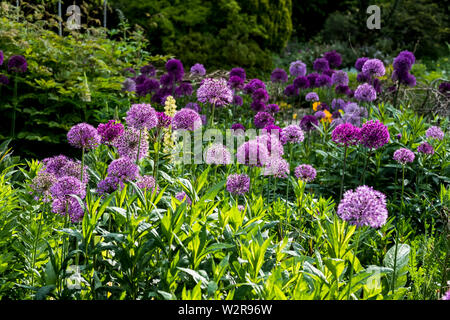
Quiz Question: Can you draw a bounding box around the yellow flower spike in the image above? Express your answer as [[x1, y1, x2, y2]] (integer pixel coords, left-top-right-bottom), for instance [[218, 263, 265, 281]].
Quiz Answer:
[[313, 101, 321, 111]]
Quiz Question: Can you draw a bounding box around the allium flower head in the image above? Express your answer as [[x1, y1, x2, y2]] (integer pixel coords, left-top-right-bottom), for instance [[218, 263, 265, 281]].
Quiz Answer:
[[257, 133, 284, 158], [393, 51, 415, 73], [362, 59, 385, 77], [137, 175, 158, 194], [293, 76, 309, 89], [60, 160, 89, 185], [306, 73, 320, 88], [156, 112, 172, 128], [294, 164, 316, 182], [30, 171, 57, 202], [393, 148, 415, 164], [97, 120, 124, 145], [8, 55, 27, 73], [190, 63, 206, 76], [263, 124, 282, 135], [354, 83, 377, 102], [250, 100, 266, 112], [228, 76, 244, 90], [355, 57, 369, 72], [243, 79, 266, 94], [438, 82, 450, 96], [283, 84, 297, 97], [332, 123, 361, 146], [441, 289, 450, 300], [337, 185, 388, 228], [67, 123, 101, 150], [97, 176, 124, 195], [252, 88, 270, 103], [50, 176, 86, 199], [175, 191, 192, 205], [331, 70, 349, 86], [107, 157, 140, 181], [254, 111, 274, 129], [52, 197, 85, 223], [226, 174, 250, 195], [175, 82, 193, 97], [236, 140, 270, 167], [315, 111, 326, 120], [136, 78, 159, 96], [140, 64, 156, 77], [417, 142, 434, 155], [305, 92, 319, 102], [425, 126, 444, 141], [197, 78, 233, 106], [264, 157, 290, 178], [359, 120, 390, 149], [229, 67, 246, 81], [281, 124, 305, 145], [324, 50, 342, 68], [331, 98, 346, 111], [126, 103, 158, 130], [122, 78, 136, 92], [114, 127, 149, 160], [289, 60, 307, 77], [172, 108, 202, 131], [315, 74, 332, 87], [205, 144, 232, 165], [313, 58, 330, 73], [165, 59, 184, 82], [300, 115, 319, 132], [0, 74, 9, 86], [233, 95, 243, 106], [42, 155, 70, 176], [271, 68, 288, 83], [231, 123, 245, 133]]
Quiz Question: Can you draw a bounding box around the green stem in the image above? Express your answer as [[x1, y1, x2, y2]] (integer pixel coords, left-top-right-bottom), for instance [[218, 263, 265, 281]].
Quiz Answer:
[[360, 149, 370, 185], [284, 145, 294, 236], [210, 103, 216, 127], [31, 206, 44, 291], [339, 145, 348, 201], [136, 129, 142, 165], [347, 227, 362, 300]]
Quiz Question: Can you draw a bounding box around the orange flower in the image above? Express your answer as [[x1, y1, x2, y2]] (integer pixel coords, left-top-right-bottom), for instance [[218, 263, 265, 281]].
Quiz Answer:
[[313, 101, 321, 111], [322, 109, 333, 123]]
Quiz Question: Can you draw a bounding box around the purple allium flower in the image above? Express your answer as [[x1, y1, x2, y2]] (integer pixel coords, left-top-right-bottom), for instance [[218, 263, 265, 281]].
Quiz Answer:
[[205, 144, 232, 165], [393, 148, 415, 164], [236, 140, 270, 167], [252, 88, 270, 103], [156, 112, 172, 128], [362, 59, 385, 77], [185, 102, 201, 113], [197, 78, 233, 106], [313, 58, 330, 73], [315, 111, 326, 120], [355, 57, 369, 72], [337, 185, 388, 228], [438, 82, 450, 96], [331, 98, 346, 111], [343, 102, 367, 118], [228, 75, 245, 90], [226, 174, 250, 195], [42, 155, 70, 176], [175, 191, 192, 205], [233, 95, 243, 106], [305, 92, 319, 102], [373, 78, 382, 94], [342, 113, 362, 127], [335, 85, 350, 95], [417, 142, 435, 155], [165, 59, 184, 82], [332, 123, 361, 147], [190, 63, 206, 76], [267, 104, 280, 114], [300, 115, 319, 132], [281, 124, 305, 145], [441, 289, 450, 300], [0, 74, 10, 86], [315, 74, 332, 87], [257, 133, 284, 158], [67, 123, 101, 150], [306, 73, 320, 88], [294, 164, 316, 182], [254, 111, 275, 129], [231, 123, 245, 131], [136, 78, 159, 96], [175, 82, 193, 97], [426, 126, 444, 141], [137, 175, 158, 193], [97, 120, 124, 145], [324, 50, 342, 68], [140, 64, 156, 77], [396, 133, 402, 140], [354, 83, 377, 102], [323, 69, 335, 77], [264, 157, 290, 178], [359, 120, 390, 149], [8, 55, 27, 73], [230, 67, 246, 81], [122, 78, 136, 92], [289, 60, 307, 77], [160, 73, 174, 87], [30, 171, 57, 202], [271, 68, 288, 83], [263, 124, 282, 135], [97, 176, 124, 195], [293, 76, 309, 89], [60, 160, 89, 185], [52, 197, 85, 223], [283, 84, 298, 97], [50, 176, 86, 199], [331, 70, 349, 86], [172, 108, 202, 131], [250, 100, 266, 112], [356, 72, 371, 83], [0, 50, 3, 66], [243, 79, 266, 94], [393, 51, 415, 74], [114, 127, 149, 160], [107, 157, 140, 181], [126, 103, 158, 130]]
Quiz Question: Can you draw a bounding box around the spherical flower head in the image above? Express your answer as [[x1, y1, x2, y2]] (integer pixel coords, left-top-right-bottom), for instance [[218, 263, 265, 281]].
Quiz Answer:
[[354, 83, 377, 102], [165, 59, 184, 82], [175, 191, 192, 205], [342, 113, 362, 127], [237, 140, 270, 167], [97, 176, 124, 195], [30, 170, 58, 202], [231, 123, 245, 131], [233, 95, 243, 106], [60, 160, 89, 185], [393, 148, 415, 165], [67, 123, 101, 150], [263, 124, 282, 135], [331, 70, 349, 86], [254, 111, 275, 129], [441, 289, 450, 300], [332, 123, 361, 147], [264, 157, 290, 178], [107, 157, 140, 181], [160, 73, 174, 87], [313, 58, 330, 73], [393, 51, 415, 74], [229, 68, 246, 81], [337, 185, 388, 228], [137, 175, 159, 194], [417, 142, 434, 155], [362, 59, 385, 77], [315, 74, 332, 87], [250, 100, 266, 112], [315, 111, 326, 120], [50, 176, 86, 199], [114, 127, 149, 160], [97, 120, 124, 145], [359, 120, 390, 149], [190, 63, 206, 76], [305, 92, 319, 102], [156, 112, 172, 128], [289, 60, 307, 77], [257, 133, 284, 158], [281, 124, 305, 145], [344, 102, 367, 117], [226, 174, 250, 195], [8, 55, 27, 73], [197, 78, 233, 106], [267, 104, 280, 114], [136, 78, 159, 97], [331, 98, 346, 111], [122, 78, 136, 92], [205, 144, 232, 165], [294, 164, 316, 182], [271, 68, 288, 83], [355, 57, 369, 72], [126, 103, 158, 130], [172, 108, 202, 131], [252, 88, 270, 103], [300, 115, 319, 132], [243, 79, 266, 95], [306, 73, 320, 88], [52, 197, 85, 223], [293, 76, 309, 89], [140, 64, 156, 77], [426, 126, 444, 141], [324, 50, 342, 68], [438, 82, 450, 96], [283, 84, 298, 97], [175, 82, 193, 97], [42, 155, 70, 177], [228, 75, 244, 90]]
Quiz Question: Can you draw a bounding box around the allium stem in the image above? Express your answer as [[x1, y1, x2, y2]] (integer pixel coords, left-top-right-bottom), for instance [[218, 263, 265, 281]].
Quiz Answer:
[[284, 145, 294, 236], [339, 145, 348, 201], [136, 128, 142, 165], [347, 226, 362, 300], [81, 147, 85, 185], [391, 229, 400, 293], [210, 103, 216, 127]]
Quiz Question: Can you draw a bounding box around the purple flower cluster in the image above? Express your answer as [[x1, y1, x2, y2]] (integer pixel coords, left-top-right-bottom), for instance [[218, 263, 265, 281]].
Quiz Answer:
[[425, 126, 444, 141], [236, 140, 269, 167], [137, 175, 159, 194], [362, 59, 385, 77], [355, 57, 369, 72], [229, 68, 246, 82], [417, 142, 434, 155], [393, 148, 415, 164], [254, 111, 275, 129], [392, 51, 416, 86], [294, 164, 316, 182], [156, 112, 172, 128], [244, 79, 266, 95], [300, 115, 319, 132], [8, 55, 27, 73], [165, 59, 184, 82], [264, 157, 290, 178], [313, 58, 330, 73], [359, 120, 390, 149], [257, 133, 284, 158], [281, 124, 304, 145], [233, 95, 243, 106], [293, 76, 309, 90], [205, 144, 232, 165], [354, 83, 377, 102], [175, 191, 192, 205], [438, 82, 450, 96], [197, 78, 233, 106], [114, 127, 149, 160], [226, 174, 250, 195], [67, 123, 101, 150], [97, 120, 124, 145], [107, 157, 140, 181], [228, 76, 244, 90], [172, 108, 202, 131], [190, 63, 206, 76], [126, 104, 158, 130], [283, 84, 297, 97], [271, 68, 288, 83], [305, 92, 319, 102], [267, 104, 280, 114], [97, 176, 124, 195], [324, 50, 342, 68], [52, 197, 84, 223], [140, 64, 156, 77], [331, 70, 349, 86], [332, 123, 361, 147], [30, 171, 57, 202], [231, 123, 246, 134], [289, 60, 307, 77]]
